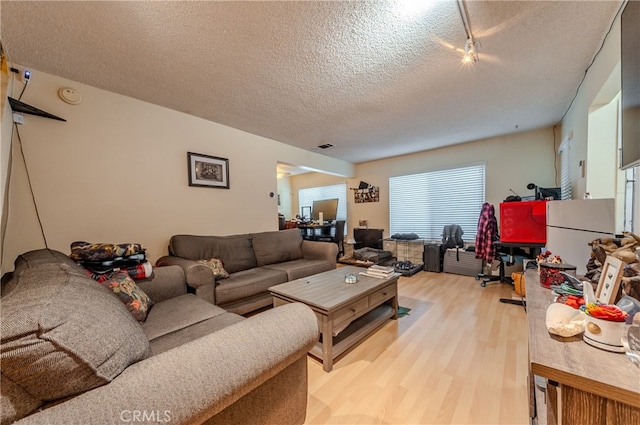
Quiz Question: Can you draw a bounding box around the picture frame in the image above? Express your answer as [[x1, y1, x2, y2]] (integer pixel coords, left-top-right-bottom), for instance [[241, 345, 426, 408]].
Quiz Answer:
[[187, 152, 229, 189], [595, 255, 624, 304]]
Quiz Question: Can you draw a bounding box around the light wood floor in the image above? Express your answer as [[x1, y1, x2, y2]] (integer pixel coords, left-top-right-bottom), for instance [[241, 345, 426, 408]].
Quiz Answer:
[[304, 270, 530, 425]]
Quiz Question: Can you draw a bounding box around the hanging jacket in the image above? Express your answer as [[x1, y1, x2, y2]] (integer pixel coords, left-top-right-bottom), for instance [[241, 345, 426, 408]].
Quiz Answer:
[[475, 203, 498, 262]]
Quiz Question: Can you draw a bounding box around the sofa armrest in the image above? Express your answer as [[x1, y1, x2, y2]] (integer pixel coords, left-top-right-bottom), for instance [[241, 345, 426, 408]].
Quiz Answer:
[[15, 303, 319, 425], [156, 255, 214, 290], [301, 240, 338, 267], [135, 265, 187, 302]]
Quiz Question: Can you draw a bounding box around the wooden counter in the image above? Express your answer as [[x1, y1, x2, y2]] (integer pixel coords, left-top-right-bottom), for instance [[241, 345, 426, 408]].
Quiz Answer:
[[525, 269, 640, 424]]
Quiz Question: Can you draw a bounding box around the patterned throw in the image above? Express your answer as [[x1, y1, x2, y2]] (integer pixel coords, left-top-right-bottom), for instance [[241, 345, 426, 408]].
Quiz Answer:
[[84, 262, 153, 283], [69, 241, 146, 262]]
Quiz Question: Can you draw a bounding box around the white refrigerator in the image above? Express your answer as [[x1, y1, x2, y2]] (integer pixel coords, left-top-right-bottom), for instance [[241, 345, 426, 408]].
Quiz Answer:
[[546, 199, 615, 276]]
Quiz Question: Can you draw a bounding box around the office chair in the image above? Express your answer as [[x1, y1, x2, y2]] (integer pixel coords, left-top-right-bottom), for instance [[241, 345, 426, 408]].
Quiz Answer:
[[476, 250, 510, 287]]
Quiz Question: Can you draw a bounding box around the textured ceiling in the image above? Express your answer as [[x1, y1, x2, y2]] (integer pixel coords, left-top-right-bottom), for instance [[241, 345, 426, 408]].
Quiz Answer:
[[1, 1, 623, 164]]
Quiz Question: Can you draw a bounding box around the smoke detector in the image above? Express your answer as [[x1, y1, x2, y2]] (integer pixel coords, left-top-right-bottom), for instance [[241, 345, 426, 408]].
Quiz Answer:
[[58, 87, 82, 105]]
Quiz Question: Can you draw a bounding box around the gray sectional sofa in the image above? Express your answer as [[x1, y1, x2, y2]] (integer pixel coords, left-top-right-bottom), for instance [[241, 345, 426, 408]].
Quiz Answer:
[[1, 249, 319, 425], [157, 228, 338, 315]]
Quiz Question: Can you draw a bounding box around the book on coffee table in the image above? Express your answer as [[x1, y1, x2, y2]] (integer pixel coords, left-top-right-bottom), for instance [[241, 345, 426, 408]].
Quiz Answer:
[[361, 264, 395, 278]]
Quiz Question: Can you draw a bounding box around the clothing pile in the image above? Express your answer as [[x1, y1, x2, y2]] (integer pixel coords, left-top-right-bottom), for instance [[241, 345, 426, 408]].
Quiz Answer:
[[587, 231, 640, 301], [69, 241, 152, 282]]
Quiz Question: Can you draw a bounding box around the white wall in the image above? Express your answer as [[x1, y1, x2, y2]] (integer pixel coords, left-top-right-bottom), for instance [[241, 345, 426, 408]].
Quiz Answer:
[[561, 17, 621, 200], [276, 176, 293, 219], [587, 98, 618, 199], [0, 68, 353, 272], [291, 127, 557, 240]]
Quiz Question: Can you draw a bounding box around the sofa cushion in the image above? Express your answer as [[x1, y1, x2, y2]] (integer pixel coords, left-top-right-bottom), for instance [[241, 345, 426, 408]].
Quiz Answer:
[[148, 312, 245, 355], [169, 234, 257, 274], [215, 267, 288, 305], [252, 229, 303, 267], [142, 293, 227, 341], [0, 256, 150, 421], [262, 259, 335, 281], [98, 270, 154, 322]]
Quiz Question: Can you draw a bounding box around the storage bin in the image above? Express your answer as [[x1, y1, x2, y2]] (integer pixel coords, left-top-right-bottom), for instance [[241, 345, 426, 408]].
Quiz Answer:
[[443, 249, 482, 276], [500, 200, 547, 243]]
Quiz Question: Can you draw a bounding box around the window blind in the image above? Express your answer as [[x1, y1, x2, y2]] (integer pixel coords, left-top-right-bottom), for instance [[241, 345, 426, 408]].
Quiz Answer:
[[298, 183, 347, 232], [389, 164, 485, 241]]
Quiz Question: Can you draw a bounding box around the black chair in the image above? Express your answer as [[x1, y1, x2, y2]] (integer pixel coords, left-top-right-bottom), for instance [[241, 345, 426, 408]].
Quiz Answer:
[[316, 220, 345, 258], [476, 250, 509, 287], [333, 220, 345, 257]]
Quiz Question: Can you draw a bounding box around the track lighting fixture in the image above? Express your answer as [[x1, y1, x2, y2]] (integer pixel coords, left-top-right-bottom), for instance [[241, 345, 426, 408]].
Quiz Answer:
[[462, 38, 477, 64], [457, 0, 478, 64]]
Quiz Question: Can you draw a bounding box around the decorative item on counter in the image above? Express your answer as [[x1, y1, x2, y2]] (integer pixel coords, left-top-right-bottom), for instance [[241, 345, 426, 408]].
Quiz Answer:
[[581, 302, 629, 352], [545, 302, 586, 337], [561, 295, 585, 309], [551, 271, 584, 297], [535, 250, 564, 273], [344, 273, 358, 284], [582, 303, 629, 322], [594, 255, 625, 305], [539, 262, 576, 289]]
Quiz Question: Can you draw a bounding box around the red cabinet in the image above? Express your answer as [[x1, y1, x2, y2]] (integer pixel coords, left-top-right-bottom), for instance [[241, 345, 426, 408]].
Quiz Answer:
[[500, 200, 547, 243]]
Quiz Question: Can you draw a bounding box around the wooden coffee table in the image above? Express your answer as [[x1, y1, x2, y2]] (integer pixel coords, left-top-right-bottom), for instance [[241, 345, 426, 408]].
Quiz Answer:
[[269, 266, 399, 372]]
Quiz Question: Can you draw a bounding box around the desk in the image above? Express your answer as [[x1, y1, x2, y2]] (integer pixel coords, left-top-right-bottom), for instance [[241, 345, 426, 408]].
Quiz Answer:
[[526, 269, 640, 424], [479, 241, 545, 286], [297, 223, 336, 242]]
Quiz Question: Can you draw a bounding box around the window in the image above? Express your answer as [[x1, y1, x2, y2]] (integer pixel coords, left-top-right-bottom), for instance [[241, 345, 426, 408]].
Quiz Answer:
[[559, 137, 572, 200], [389, 164, 485, 241], [298, 183, 347, 231]]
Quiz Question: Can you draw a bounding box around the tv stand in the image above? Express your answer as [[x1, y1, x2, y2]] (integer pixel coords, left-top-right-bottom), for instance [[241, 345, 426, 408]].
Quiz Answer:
[[298, 223, 336, 241]]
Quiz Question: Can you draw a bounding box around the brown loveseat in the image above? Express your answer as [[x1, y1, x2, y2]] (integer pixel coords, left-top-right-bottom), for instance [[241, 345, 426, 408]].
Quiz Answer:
[[1, 249, 318, 425], [157, 228, 338, 314]]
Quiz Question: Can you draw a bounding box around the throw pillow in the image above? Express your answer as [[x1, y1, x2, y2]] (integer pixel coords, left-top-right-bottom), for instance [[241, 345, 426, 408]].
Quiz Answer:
[[198, 258, 230, 280], [99, 271, 154, 322]]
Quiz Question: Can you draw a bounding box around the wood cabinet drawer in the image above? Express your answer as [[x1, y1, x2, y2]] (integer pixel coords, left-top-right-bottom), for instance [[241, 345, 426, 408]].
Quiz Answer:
[[333, 297, 369, 328], [369, 282, 396, 306]]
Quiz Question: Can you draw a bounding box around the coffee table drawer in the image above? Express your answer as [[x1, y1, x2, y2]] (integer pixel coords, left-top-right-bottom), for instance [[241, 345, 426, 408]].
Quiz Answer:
[[333, 297, 369, 327], [369, 282, 396, 306]]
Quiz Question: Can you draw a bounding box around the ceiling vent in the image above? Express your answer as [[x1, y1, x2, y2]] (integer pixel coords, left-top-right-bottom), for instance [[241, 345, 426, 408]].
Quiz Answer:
[[317, 143, 334, 149]]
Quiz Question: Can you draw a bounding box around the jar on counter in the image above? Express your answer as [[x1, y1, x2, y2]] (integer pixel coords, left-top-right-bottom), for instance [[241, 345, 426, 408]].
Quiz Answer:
[[539, 262, 577, 289]]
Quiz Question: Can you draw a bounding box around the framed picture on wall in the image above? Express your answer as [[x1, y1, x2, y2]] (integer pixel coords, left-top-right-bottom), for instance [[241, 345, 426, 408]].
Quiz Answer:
[[188, 152, 229, 189]]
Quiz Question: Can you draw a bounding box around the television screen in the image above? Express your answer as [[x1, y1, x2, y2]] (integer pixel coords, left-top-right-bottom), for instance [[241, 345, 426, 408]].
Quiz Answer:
[[311, 198, 338, 222], [621, 0, 640, 169]]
